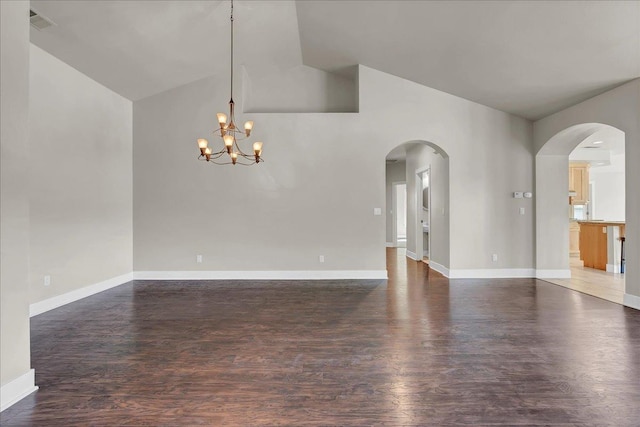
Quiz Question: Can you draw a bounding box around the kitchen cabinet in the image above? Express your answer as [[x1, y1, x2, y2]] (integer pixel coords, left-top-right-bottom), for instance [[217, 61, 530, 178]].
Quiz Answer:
[[569, 221, 580, 256], [569, 162, 589, 205]]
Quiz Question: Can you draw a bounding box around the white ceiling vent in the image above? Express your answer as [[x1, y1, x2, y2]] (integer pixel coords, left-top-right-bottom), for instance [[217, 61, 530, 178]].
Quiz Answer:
[[30, 10, 55, 31]]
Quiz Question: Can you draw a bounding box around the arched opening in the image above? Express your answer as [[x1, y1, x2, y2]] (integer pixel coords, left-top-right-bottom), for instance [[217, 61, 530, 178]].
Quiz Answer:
[[536, 123, 626, 303], [385, 140, 450, 276]]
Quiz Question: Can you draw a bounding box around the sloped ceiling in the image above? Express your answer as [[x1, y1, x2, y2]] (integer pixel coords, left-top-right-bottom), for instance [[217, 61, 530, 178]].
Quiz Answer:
[[30, 0, 640, 119]]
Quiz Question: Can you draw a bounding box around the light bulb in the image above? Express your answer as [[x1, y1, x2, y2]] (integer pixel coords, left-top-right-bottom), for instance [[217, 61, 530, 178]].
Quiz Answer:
[[253, 141, 263, 155], [217, 113, 227, 125], [223, 134, 234, 147], [244, 120, 254, 136], [204, 147, 212, 161], [230, 151, 238, 165], [197, 138, 208, 155]]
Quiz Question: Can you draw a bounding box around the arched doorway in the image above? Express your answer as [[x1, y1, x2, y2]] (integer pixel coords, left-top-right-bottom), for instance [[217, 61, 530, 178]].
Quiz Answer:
[[536, 123, 626, 302], [385, 140, 450, 276]]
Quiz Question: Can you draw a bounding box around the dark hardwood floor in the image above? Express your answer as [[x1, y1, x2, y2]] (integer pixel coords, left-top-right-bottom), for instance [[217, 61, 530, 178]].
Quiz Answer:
[[2, 249, 639, 426]]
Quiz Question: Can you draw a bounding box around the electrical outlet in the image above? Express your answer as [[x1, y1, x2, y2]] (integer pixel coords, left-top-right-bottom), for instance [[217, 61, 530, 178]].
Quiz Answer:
[[319, 255, 325, 263], [44, 275, 51, 286], [492, 254, 498, 262], [196, 255, 203, 263]]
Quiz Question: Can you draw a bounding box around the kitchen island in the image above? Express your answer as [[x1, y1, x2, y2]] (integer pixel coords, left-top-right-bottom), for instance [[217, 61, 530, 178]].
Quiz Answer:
[[578, 221, 625, 272]]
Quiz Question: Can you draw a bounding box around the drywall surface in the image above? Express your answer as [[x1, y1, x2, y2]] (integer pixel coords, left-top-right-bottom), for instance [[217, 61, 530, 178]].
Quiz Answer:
[[243, 65, 357, 113], [133, 65, 534, 274], [1, 0, 32, 389], [534, 79, 639, 297], [28, 45, 133, 304], [385, 161, 406, 243], [590, 155, 625, 221]]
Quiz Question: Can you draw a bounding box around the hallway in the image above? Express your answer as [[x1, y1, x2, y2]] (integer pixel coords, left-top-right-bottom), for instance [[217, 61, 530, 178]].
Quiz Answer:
[[2, 249, 639, 425]]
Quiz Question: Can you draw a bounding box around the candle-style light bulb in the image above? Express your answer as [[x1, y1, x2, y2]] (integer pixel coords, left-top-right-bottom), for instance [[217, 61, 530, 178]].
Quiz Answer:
[[230, 151, 238, 165], [244, 121, 254, 137], [204, 147, 212, 161], [217, 113, 227, 125], [223, 134, 234, 153], [197, 138, 208, 155]]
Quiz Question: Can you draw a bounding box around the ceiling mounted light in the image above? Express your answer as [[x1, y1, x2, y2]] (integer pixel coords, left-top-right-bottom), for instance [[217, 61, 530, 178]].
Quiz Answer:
[[592, 141, 603, 145], [196, 0, 263, 166]]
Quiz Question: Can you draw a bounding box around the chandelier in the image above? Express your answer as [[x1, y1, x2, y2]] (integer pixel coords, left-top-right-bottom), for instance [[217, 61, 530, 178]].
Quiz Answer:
[[196, 0, 263, 166]]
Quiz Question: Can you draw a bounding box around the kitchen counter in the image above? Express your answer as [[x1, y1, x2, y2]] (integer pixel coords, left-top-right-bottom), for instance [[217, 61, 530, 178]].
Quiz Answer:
[[578, 221, 625, 271]]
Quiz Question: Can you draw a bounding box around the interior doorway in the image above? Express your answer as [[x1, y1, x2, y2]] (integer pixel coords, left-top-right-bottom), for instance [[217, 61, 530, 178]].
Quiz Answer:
[[416, 168, 430, 263], [536, 123, 626, 303], [385, 140, 450, 277]]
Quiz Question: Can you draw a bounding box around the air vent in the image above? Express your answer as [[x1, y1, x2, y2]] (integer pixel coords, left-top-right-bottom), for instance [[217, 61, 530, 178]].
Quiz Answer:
[[584, 146, 601, 149], [30, 10, 55, 31]]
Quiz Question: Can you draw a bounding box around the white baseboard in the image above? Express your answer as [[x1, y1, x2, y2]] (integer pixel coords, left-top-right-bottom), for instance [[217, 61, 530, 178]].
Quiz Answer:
[[30, 272, 133, 317], [429, 261, 449, 277], [133, 270, 388, 280], [405, 250, 419, 261], [448, 268, 536, 279], [385, 242, 394, 247], [1, 369, 37, 412], [606, 263, 621, 273], [623, 293, 640, 310], [535, 269, 572, 279]]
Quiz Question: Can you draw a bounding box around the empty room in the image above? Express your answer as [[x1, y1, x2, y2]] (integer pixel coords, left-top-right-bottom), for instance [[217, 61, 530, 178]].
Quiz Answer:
[[1, 0, 639, 425]]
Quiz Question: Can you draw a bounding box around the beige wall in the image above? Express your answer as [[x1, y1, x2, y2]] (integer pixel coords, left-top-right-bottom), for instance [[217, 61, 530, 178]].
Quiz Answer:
[[1, 0, 32, 389], [28, 45, 133, 304]]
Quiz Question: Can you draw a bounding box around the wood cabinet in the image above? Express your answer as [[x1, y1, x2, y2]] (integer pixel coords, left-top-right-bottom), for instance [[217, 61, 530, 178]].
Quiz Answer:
[[569, 221, 580, 256], [569, 162, 589, 205], [578, 221, 625, 271]]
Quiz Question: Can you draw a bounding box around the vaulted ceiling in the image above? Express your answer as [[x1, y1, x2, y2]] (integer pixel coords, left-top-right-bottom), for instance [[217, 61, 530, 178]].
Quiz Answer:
[[30, 0, 640, 120]]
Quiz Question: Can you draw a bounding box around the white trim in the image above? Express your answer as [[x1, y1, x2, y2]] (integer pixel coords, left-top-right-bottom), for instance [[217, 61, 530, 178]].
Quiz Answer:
[[405, 250, 419, 261], [448, 268, 536, 279], [623, 293, 640, 310], [133, 270, 388, 280], [429, 261, 449, 277], [385, 242, 395, 247], [30, 272, 133, 317], [606, 263, 621, 274], [1, 369, 38, 412], [535, 269, 572, 279]]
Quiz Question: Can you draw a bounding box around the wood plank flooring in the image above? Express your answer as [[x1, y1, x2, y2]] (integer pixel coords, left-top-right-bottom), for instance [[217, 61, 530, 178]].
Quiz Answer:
[[2, 249, 639, 426]]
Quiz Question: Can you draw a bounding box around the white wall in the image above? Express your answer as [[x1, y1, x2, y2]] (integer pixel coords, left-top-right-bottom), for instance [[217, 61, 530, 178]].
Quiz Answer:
[[0, 0, 34, 402], [28, 45, 133, 304], [534, 79, 640, 302], [385, 161, 406, 244], [243, 65, 357, 113], [590, 154, 625, 221], [133, 65, 533, 277]]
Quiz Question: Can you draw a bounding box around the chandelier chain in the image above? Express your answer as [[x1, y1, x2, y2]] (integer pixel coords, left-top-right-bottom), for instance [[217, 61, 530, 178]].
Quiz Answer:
[[230, 0, 234, 102]]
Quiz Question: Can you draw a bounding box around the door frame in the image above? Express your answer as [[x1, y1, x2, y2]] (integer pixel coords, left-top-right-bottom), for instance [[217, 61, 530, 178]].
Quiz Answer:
[[391, 181, 407, 248]]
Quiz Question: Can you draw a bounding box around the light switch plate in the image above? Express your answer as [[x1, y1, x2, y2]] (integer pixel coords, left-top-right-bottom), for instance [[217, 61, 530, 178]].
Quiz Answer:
[[513, 192, 524, 198], [373, 208, 382, 216]]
